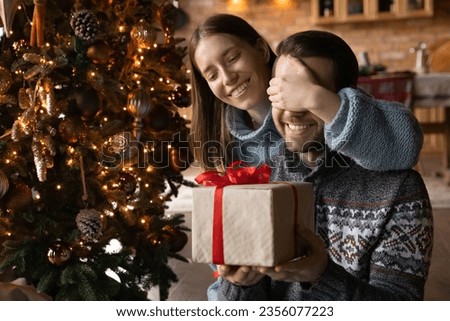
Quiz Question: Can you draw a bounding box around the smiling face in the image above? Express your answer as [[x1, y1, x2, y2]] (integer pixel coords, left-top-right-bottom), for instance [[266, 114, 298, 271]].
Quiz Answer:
[[272, 55, 336, 156], [193, 33, 271, 111]]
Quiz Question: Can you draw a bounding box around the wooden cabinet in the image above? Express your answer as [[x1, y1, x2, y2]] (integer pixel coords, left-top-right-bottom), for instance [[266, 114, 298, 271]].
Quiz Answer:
[[311, 0, 433, 24]]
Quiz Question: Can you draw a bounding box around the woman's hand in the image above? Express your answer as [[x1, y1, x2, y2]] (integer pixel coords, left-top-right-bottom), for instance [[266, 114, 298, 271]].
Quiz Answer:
[[218, 264, 265, 286], [267, 57, 317, 113], [259, 227, 328, 283], [267, 56, 340, 123]]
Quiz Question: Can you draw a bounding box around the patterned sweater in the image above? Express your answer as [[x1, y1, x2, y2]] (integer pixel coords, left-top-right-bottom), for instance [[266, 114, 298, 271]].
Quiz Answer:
[[226, 87, 423, 171], [217, 149, 433, 301]]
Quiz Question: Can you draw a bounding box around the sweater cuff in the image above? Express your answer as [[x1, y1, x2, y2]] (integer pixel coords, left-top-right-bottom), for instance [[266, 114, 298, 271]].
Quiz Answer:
[[303, 259, 349, 300], [324, 88, 355, 150], [218, 277, 269, 301]]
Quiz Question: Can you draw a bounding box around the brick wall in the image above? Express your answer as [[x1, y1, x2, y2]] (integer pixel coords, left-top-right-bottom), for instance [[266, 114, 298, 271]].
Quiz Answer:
[[177, 0, 450, 72]]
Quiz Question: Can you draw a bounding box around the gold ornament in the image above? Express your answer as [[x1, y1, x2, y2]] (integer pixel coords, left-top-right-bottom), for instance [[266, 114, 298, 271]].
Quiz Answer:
[[47, 240, 72, 266], [58, 117, 88, 144], [86, 39, 111, 64], [38, 77, 56, 116], [0, 170, 9, 199], [31, 133, 55, 182], [0, 0, 20, 38], [130, 19, 157, 49], [127, 88, 154, 140], [4, 179, 33, 213]]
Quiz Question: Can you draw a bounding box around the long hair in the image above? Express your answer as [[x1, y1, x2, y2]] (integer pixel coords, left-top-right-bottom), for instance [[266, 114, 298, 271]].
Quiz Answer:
[[276, 30, 359, 90], [188, 14, 276, 171]]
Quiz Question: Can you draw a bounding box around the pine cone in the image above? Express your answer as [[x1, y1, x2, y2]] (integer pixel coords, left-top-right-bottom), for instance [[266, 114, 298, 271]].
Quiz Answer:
[[76, 209, 103, 242], [70, 10, 99, 43]]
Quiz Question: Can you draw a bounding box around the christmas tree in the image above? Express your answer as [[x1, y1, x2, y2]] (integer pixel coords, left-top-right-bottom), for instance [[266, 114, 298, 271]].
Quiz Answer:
[[0, 0, 193, 300]]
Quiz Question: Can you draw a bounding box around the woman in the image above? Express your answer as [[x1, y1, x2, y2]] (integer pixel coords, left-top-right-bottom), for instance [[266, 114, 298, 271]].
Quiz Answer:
[[188, 14, 423, 172]]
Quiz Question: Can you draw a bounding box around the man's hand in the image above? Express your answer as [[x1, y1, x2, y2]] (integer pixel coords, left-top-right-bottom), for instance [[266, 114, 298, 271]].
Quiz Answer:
[[259, 227, 328, 283], [218, 265, 265, 286]]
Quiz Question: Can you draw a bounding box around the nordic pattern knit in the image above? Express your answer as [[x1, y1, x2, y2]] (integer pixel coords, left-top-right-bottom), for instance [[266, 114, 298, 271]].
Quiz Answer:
[[217, 150, 433, 301], [226, 87, 423, 171]]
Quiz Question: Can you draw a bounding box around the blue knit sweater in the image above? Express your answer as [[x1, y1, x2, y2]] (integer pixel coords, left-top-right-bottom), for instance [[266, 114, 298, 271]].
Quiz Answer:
[[216, 149, 433, 301], [226, 87, 423, 171]]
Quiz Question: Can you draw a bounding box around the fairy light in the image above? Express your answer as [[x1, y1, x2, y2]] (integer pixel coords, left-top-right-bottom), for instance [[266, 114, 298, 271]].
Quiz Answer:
[[56, 184, 62, 190]]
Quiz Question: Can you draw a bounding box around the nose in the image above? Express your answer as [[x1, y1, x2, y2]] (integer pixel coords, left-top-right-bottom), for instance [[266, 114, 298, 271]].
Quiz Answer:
[[221, 68, 238, 86]]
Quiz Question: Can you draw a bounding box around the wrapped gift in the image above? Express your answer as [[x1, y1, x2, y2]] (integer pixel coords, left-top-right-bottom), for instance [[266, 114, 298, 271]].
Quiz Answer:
[[191, 163, 314, 267]]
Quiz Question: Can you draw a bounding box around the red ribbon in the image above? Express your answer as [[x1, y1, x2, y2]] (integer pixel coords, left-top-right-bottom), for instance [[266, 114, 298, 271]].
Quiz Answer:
[[195, 161, 271, 187], [195, 162, 272, 264]]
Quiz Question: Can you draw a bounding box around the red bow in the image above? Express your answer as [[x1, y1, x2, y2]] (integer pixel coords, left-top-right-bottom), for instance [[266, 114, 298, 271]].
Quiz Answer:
[[195, 161, 271, 187], [195, 162, 271, 264]]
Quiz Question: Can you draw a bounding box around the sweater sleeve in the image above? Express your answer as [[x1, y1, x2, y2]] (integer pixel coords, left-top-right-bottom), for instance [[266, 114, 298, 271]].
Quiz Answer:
[[324, 88, 423, 171]]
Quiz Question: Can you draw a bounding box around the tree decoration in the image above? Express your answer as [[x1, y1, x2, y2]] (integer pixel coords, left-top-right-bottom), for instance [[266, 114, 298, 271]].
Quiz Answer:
[[130, 19, 157, 49], [4, 179, 33, 213], [70, 9, 99, 43], [73, 85, 100, 121], [76, 209, 103, 243], [0, 170, 9, 199], [86, 39, 111, 64], [47, 240, 72, 266], [30, 0, 47, 47], [118, 171, 136, 195], [58, 117, 88, 144], [170, 84, 190, 108], [0, 0, 20, 38], [143, 104, 171, 132], [127, 88, 153, 140], [162, 224, 188, 253]]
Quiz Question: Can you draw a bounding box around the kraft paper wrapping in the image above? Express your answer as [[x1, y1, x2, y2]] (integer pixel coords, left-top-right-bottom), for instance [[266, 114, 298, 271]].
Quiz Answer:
[[191, 182, 314, 267]]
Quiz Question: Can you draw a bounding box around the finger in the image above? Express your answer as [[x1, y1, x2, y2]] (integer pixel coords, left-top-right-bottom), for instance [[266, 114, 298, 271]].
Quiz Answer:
[[218, 264, 231, 277]]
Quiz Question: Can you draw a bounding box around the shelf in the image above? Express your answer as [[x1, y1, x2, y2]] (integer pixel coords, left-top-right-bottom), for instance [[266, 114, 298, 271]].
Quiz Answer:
[[311, 0, 433, 24]]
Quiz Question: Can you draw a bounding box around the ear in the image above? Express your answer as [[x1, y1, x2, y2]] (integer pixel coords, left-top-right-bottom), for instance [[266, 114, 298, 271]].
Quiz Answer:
[[256, 38, 271, 64]]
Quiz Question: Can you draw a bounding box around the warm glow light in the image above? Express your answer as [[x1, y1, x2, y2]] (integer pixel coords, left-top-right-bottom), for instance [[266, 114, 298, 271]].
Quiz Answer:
[[227, 0, 249, 12], [56, 184, 62, 190], [274, 0, 294, 9]]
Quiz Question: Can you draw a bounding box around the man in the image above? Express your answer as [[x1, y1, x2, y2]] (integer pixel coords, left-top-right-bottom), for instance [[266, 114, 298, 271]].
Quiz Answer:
[[216, 31, 433, 300]]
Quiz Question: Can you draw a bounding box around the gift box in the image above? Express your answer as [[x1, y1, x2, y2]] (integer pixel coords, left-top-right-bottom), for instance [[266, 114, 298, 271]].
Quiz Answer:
[[191, 182, 314, 267]]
